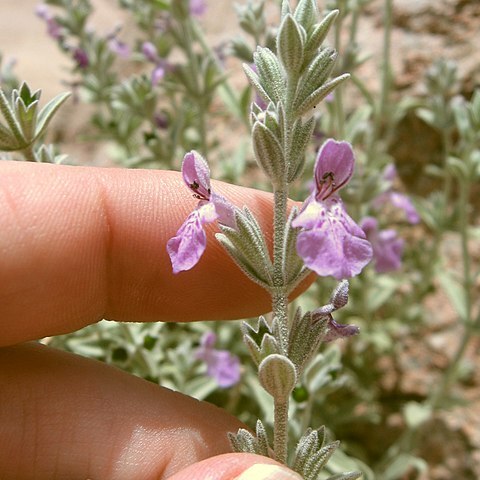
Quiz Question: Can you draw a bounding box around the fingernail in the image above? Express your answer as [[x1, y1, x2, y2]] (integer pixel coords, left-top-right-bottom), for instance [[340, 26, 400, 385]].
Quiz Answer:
[[234, 464, 303, 480]]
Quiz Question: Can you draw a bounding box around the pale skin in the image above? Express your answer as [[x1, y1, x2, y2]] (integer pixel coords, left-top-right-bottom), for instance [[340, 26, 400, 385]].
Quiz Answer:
[[0, 161, 312, 479]]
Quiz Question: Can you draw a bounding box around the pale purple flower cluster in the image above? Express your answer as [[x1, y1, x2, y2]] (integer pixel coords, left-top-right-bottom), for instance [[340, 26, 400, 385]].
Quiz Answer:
[[373, 165, 420, 224], [72, 48, 89, 69], [35, 3, 63, 41], [108, 38, 130, 59], [292, 140, 373, 280], [141, 42, 170, 86], [189, 0, 207, 17], [358, 164, 420, 273], [195, 332, 241, 388], [167, 151, 236, 273], [361, 217, 404, 273]]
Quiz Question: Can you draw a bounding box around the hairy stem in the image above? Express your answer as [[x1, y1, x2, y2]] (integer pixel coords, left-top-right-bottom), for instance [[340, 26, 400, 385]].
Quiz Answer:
[[272, 187, 289, 353], [274, 400, 289, 464]]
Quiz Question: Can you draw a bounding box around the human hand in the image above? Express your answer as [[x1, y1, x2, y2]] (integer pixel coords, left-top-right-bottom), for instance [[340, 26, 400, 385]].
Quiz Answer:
[[0, 161, 309, 479]]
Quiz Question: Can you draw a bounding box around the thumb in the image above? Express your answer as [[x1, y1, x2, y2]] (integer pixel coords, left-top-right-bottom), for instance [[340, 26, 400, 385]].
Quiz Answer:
[[169, 453, 303, 480]]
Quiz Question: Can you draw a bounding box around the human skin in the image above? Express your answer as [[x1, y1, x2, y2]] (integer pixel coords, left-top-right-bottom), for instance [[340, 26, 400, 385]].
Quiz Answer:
[[0, 161, 311, 479]]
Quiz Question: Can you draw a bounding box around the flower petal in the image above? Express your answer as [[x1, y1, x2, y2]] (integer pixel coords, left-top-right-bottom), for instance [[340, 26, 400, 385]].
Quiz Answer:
[[166, 203, 218, 273], [296, 209, 372, 279], [206, 350, 241, 388], [323, 317, 360, 342], [182, 151, 211, 200], [388, 192, 420, 224], [211, 191, 237, 228], [314, 139, 354, 200], [292, 194, 326, 230]]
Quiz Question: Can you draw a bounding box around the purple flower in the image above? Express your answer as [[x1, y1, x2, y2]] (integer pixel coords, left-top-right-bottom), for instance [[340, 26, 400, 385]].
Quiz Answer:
[[195, 332, 241, 388], [190, 0, 207, 17], [312, 280, 359, 342], [73, 48, 89, 69], [372, 165, 420, 224], [151, 64, 166, 86], [167, 151, 236, 273], [35, 3, 63, 40], [108, 38, 130, 59], [142, 41, 159, 63], [141, 42, 170, 86], [292, 139, 372, 279], [361, 216, 404, 273], [385, 192, 420, 224]]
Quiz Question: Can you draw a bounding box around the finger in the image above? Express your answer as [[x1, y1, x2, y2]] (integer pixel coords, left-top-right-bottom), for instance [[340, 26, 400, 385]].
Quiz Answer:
[[169, 454, 302, 480], [0, 342, 246, 479], [0, 161, 313, 346]]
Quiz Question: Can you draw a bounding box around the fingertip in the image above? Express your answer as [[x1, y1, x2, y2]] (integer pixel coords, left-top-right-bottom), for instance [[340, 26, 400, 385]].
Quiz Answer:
[[168, 453, 302, 480]]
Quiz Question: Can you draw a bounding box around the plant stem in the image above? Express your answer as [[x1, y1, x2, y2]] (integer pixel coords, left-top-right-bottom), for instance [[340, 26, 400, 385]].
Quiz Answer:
[[272, 187, 289, 353], [333, 5, 345, 138], [274, 400, 289, 463], [271, 185, 290, 463]]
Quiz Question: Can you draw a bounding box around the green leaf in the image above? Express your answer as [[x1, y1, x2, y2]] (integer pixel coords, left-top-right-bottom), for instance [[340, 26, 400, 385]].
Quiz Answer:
[[243, 63, 271, 106], [294, 74, 349, 116], [0, 88, 26, 145], [382, 453, 427, 480], [403, 401, 432, 429], [305, 10, 339, 54], [0, 122, 19, 150], [35, 91, 71, 140], [295, 48, 337, 106], [437, 268, 467, 321], [253, 47, 286, 103], [366, 275, 398, 311], [277, 14, 305, 74], [288, 116, 315, 182], [293, 0, 317, 33], [252, 120, 285, 185]]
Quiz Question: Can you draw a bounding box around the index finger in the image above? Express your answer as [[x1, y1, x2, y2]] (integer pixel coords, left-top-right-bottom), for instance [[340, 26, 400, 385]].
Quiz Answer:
[[0, 161, 312, 346]]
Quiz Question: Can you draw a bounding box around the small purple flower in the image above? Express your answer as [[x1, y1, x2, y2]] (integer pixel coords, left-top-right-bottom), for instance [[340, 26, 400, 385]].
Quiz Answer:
[[312, 280, 359, 342], [292, 139, 372, 280], [154, 112, 169, 130], [151, 64, 166, 86], [361, 216, 404, 273], [385, 192, 420, 224], [372, 165, 420, 224], [322, 318, 359, 342], [142, 41, 159, 63], [73, 48, 89, 69], [195, 332, 241, 388], [35, 3, 63, 40], [108, 38, 130, 59], [167, 151, 236, 273], [141, 42, 170, 86], [190, 0, 207, 17]]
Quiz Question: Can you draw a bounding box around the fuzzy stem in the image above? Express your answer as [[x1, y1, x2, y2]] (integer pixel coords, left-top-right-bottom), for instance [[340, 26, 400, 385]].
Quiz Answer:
[[271, 186, 290, 464], [333, 5, 345, 137], [272, 188, 289, 352], [274, 400, 289, 464]]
